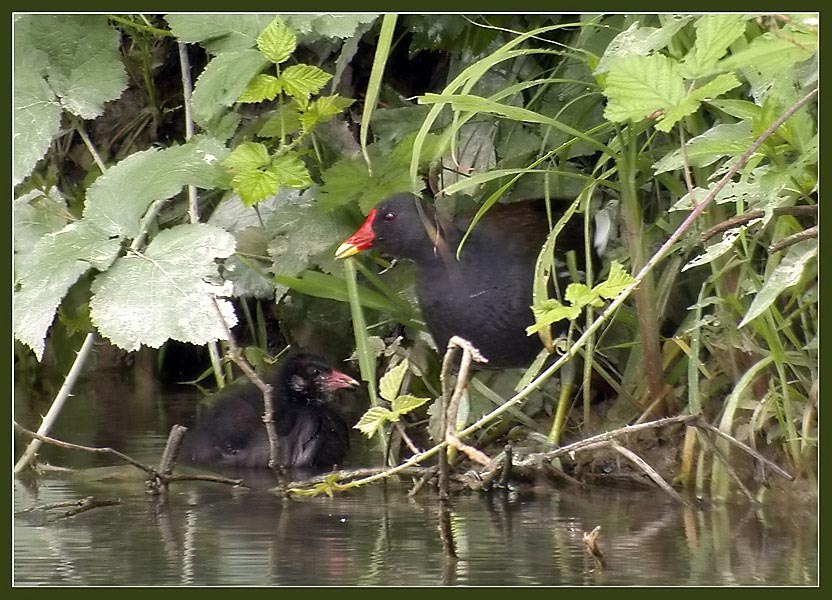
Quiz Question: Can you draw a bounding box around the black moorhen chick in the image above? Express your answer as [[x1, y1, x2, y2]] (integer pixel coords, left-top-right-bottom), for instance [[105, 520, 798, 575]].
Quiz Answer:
[[336, 194, 598, 368], [185, 353, 359, 469]]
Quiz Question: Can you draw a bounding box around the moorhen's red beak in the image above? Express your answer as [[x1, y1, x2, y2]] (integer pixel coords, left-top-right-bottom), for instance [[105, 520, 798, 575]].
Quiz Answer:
[[324, 369, 360, 390], [335, 209, 378, 258]]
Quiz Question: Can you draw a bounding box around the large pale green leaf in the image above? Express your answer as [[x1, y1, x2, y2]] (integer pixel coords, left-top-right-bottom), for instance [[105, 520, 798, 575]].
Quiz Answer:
[[283, 14, 378, 40], [14, 15, 127, 120], [12, 58, 62, 186], [83, 137, 229, 239], [13, 220, 121, 359], [89, 223, 237, 351], [13, 15, 127, 184], [165, 14, 273, 54], [739, 239, 817, 328], [13, 189, 71, 265]]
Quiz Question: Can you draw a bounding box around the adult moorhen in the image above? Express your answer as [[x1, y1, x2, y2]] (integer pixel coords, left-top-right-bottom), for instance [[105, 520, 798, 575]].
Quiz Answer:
[[336, 193, 600, 368], [184, 352, 359, 468]]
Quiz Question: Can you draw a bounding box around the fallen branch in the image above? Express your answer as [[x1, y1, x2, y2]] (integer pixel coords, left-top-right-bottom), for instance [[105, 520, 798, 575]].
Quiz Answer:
[[13, 422, 245, 489]]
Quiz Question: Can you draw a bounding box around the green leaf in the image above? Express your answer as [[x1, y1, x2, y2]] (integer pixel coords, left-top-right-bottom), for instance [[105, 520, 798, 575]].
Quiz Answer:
[[165, 14, 273, 54], [83, 137, 229, 239], [191, 49, 270, 129], [379, 359, 409, 402], [527, 299, 581, 335], [595, 16, 693, 74], [564, 282, 604, 309], [269, 153, 313, 188], [593, 261, 637, 299], [354, 406, 394, 437], [15, 15, 127, 119], [603, 53, 685, 127], [238, 74, 283, 103], [682, 228, 744, 272], [718, 29, 816, 76], [275, 270, 400, 314], [682, 14, 749, 78], [300, 95, 355, 130], [258, 105, 303, 138], [224, 141, 270, 172], [280, 64, 332, 99], [659, 73, 741, 132], [653, 122, 754, 174], [739, 239, 817, 328], [12, 57, 62, 186], [391, 394, 430, 415], [13, 221, 122, 360], [232, 169, 278, 207], [89, 223, 237, 351], [421, 93, 611, 155], [257, 18, 297, 64], [13, 15, 128, 184], [706, 99, 763, 121], [13, 189, 71, 264], [265, 194, 354, 296], [319, 132, 440, 212], [283, 14, 378, 40]]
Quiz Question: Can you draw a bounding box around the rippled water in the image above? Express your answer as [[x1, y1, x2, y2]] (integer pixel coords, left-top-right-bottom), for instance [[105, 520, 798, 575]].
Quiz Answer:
[[13, 368, 818, 586]]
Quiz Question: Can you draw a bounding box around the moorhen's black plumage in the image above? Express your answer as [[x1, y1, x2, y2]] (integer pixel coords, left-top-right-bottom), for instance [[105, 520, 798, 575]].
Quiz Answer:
[[185, 353, 359, 469], [336, 193, 598, 368]]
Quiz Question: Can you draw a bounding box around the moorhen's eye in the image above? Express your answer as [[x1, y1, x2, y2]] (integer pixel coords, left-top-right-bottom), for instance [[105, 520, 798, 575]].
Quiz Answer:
[[310, 368, 321, 376], [383, 212, 397, 222]]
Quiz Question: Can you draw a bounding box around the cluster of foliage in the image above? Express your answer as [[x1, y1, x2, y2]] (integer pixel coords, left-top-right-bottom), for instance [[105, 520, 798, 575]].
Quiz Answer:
[[14, 14, 817, 497]]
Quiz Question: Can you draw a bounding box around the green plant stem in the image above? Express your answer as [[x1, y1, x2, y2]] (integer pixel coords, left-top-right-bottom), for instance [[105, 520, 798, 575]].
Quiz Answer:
[[107, 14, 174, 37], [617, 124, 664, 409]]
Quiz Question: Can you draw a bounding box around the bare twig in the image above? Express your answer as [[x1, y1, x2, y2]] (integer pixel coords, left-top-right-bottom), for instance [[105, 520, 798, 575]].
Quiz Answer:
[[699, 206, 817, 244], [15, 421, 159, 477], [47, 496, 122, 523], [609, 441, 690, 505], [692, 417, 794, 481], [694, 429, 756, 503], [768, 225, 818, 253], [13, 422, 244, 489], [437, 336, 490, 498]]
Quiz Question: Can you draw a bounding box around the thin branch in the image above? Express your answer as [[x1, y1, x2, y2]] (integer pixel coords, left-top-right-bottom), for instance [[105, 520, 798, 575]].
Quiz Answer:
[[14, 422, 244, 488], [609, 441, 690, 505], [693, 418, 794, 481], [768, 225, 818, 254]]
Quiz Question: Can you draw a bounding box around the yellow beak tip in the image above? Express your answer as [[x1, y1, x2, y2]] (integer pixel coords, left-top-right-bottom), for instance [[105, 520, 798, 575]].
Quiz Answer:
[[335, 243, 360, 259]]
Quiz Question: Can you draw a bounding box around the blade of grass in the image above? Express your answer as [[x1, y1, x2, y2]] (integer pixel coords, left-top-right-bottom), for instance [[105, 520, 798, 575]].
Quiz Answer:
[[360, 14, 397, 174]]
